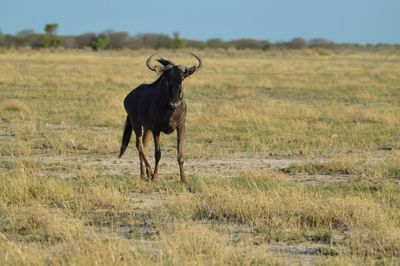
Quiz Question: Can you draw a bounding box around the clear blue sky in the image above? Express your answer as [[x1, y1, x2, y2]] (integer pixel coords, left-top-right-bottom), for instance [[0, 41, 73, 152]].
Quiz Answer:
[[1, 0, 399, 44]]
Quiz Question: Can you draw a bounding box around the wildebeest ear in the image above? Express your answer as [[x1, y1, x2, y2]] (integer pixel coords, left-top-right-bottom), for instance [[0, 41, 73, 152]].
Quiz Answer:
[[184, 66, 197, 77], [157, 58, 174, 66]]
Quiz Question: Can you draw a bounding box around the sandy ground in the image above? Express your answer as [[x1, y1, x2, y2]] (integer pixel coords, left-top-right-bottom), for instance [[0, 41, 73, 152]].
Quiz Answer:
[[2, 150, 352, 186]]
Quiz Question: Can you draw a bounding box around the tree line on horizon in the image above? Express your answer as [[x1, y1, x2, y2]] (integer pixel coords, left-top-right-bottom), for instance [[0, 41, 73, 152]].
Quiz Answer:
[[0, 24, 398, 51]]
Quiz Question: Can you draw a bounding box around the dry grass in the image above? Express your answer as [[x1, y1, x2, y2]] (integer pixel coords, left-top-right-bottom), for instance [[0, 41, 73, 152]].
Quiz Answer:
[[282, 152, 400, 180], [1, 203, 84, 243], [159, 223, 278, 265], [0, 49, 399, 264], [162, 180, 400, 258], [1, 99, 32, 119]]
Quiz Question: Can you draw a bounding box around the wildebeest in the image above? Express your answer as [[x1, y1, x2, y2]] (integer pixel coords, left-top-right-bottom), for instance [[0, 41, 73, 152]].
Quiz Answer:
[[118, 53, 202, 183]]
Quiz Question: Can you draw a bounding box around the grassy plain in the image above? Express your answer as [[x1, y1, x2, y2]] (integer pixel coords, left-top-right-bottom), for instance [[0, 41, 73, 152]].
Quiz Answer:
[[0, 48, 400, 265]]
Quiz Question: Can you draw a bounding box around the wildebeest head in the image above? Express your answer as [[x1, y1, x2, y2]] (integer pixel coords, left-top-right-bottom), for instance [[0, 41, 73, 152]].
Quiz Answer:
[[146, 53, 202, 108]]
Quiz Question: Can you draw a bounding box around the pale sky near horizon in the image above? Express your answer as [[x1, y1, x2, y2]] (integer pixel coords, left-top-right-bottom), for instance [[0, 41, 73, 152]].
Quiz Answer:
[[1, 0, 399, 44]]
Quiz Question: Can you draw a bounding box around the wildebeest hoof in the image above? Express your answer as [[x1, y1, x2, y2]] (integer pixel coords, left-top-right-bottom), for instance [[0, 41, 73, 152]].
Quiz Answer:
[[140, 176, 150, 182], [146, 169, 153, 177], [146, 170, 152, 178], [151, 175, 159, 182]]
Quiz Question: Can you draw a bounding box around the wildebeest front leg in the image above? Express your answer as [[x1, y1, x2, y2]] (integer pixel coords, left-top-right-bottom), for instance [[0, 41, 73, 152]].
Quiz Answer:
[[177, 126, 186, 183], [135, 136, 153, 179], [152, 131, 161, 182]]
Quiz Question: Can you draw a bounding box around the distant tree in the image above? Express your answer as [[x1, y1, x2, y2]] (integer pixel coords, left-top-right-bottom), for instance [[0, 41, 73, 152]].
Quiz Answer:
[[39, 23, 62, 48], [40, 36, 62, 48], [136, 33, 173, 49], [90, 34, 110, 51], [4, 27, 400, 52], [376, 43, 391, 49], [288, 37, 306, 49], [206, 38, 227, 49], [15, 29, 38, 47], [0, 29, 4, 46], [157, 34, 174, 49], [185, 39, 206, 49], [62, 36, 78, 49], [308, 38, 334, 48], [173, 32, 184, 49], [44, 23, 59, 35], [106, 31, 129, 49], [229, 39, 268, 50], [261, 40, 272, 51], [75, 33, 96, 48], [17, 29, 36, 37], [39, 35, 62, 48]]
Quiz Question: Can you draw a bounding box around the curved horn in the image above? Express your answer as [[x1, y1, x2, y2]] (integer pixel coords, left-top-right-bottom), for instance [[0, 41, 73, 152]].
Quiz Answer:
[[190, 52, 202, 71], [146, 53, 158, 72]]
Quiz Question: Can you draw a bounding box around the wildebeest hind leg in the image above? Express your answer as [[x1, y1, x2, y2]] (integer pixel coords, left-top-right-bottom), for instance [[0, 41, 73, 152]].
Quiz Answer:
[[133, 124, 153, 179], [135, 136, 153, 178], [142, 128, 152, 178]]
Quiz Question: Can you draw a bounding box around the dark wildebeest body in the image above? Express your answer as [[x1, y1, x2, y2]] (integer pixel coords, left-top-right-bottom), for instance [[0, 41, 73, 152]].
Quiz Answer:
[[125, 81, 186, 134], [119, 53, 202, 183]]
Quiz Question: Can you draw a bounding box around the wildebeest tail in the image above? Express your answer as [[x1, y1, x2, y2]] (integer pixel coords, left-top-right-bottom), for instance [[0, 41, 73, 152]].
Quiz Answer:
[[118, 116, 132, 158]]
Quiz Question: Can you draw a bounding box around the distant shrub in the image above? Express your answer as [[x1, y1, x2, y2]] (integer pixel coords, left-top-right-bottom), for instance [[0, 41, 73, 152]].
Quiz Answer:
[[89, 34, 110, 51], [206, 38, 227, 49], [173, 32, 185, 49], [229, 39, 271, 50], [75, 33, 96, 48], [38, 34, 62, 48], [287, 37, 307, 49], [105, 31, 129, 49]]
